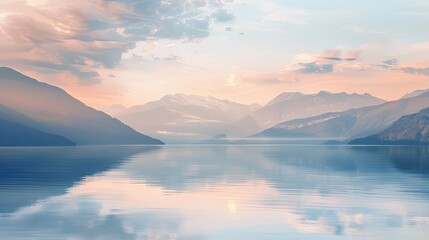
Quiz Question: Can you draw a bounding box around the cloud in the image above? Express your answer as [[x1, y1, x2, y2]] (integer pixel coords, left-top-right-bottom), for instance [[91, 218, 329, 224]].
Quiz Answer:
[[212, 9, 235, 22], [142, 42, 157, 52], [317, 49, 361, 61], [262, 5, 310, 25], [374, 59, 398, 70], [0, 0, 235, 84], [150, 54, 180, 62], [286, 48, 368, 74], [335, 61, 368, 72], [70, 69, 101, 85], [294, 62, 334, 74], [374, 58, 429, 77], [383, 59, 398, 65], [400, 67, 429, 76]]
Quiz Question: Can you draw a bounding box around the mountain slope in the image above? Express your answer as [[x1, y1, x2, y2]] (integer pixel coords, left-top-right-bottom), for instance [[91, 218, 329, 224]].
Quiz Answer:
[[103, 104, 128, 117], [0, 104, 75, 146], [231, 91, 385, 136], [253, 91, 429, 140], [0, 118, 75, 146], [350, 107, 429, 145], [401, 89, 429, 99], [0, 67, 163, 145], [0, 104, 43, 130], [117, 93, 261, 143]]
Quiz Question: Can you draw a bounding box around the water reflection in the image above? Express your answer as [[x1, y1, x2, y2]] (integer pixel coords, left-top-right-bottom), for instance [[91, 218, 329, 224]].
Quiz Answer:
[[0, 145, 428, 239], [0, 146, 159, 213]]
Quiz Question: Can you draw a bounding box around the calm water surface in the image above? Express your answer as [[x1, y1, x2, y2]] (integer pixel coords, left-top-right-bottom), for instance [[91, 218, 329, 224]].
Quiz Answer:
[[0, 145, 428, 239]]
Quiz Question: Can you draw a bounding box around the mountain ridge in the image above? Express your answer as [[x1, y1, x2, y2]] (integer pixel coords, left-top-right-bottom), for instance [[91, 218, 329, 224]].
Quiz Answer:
[[400, 89, 429, 99], [252, 91, 429, 141], [116, 93, 261, 143], [230, 90, 386, 136], [0, 67, 164, 145]]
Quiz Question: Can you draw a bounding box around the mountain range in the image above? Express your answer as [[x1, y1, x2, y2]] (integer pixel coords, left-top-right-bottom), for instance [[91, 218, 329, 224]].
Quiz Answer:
[[229, 91, 385, 136], [400, 89, 429, 99], [0, 67, 163, 146], [114, 93, 260, 143], [112, 91, 386, 142], [2, 66, 428, 146], [252, 91, 429, 142]]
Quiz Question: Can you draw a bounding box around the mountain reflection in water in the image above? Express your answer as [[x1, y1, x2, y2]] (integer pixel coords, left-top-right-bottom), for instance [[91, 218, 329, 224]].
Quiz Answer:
[[0, 145, 428, 240]]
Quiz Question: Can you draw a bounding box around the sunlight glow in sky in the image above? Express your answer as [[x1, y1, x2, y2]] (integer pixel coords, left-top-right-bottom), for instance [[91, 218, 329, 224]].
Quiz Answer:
[[0, 0, 428, 108]]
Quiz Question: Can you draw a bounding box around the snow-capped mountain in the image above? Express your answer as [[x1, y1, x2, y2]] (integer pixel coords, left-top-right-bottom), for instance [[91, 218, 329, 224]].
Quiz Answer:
[[116, 93, 261, 143], [400, 89, 429, 99], [252, 91, 429, 141], [265, 92, 306, 106], [230, 91, 386, 136]]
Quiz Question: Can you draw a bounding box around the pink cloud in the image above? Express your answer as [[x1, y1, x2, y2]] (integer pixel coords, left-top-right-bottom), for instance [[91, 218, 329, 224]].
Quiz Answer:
[[0, 0, 235, 85]]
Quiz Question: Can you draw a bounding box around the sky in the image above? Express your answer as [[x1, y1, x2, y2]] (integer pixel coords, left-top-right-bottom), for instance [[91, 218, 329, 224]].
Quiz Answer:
[[1, 0, 429, 109]]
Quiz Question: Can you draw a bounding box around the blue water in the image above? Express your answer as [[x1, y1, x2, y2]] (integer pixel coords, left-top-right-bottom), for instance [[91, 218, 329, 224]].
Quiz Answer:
[[0, 145, 428, 239]]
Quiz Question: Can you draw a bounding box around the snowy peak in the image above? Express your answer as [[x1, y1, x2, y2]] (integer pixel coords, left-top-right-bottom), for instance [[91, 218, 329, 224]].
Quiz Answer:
[[266, 92, 306, 106], [401, 89, 429, 99], [126, 93, 260, 115], [313, 91, 374, 98], [266, 91, 381, 107], [158, 93, 232, 108], [316, 90, 334, 96], [230, 91, 386, 136], [158, 93, 255, 109], [116, 93, 261, 143]]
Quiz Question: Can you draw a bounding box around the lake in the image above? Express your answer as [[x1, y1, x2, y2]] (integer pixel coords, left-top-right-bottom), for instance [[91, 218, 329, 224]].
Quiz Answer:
[[0, 145, 428, 239]]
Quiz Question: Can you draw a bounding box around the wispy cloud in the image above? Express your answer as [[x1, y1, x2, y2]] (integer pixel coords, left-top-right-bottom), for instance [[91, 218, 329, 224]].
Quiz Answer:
[[375, 59, 429, 76], [150, 54, 180, 62], [317, 49, 361, 61], [237, 0, 311, 25], [294, 62, 334, 74], [286, 48, 365, 74], [383, 59, 398, 66], [400, 67, 429, 76]]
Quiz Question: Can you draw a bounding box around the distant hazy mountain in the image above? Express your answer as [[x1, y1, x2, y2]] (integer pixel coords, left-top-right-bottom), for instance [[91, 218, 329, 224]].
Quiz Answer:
[[0, 105, 75, 146], [117, 93, 261, 143], [265, 92, 307, 106], [0, 67, 163, 145], [350, 107, 429, 145], [400, 89, 429, 99], [103, 104, 128, 116], [253, 91, 429, 140], [231, 91, 385, 136], [200, 134, 231, 144], [0, 104, 43, 130]]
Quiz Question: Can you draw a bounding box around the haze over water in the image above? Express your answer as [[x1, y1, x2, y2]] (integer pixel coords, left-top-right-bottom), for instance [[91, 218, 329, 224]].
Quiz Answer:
[[0, 145, 428, 239]]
